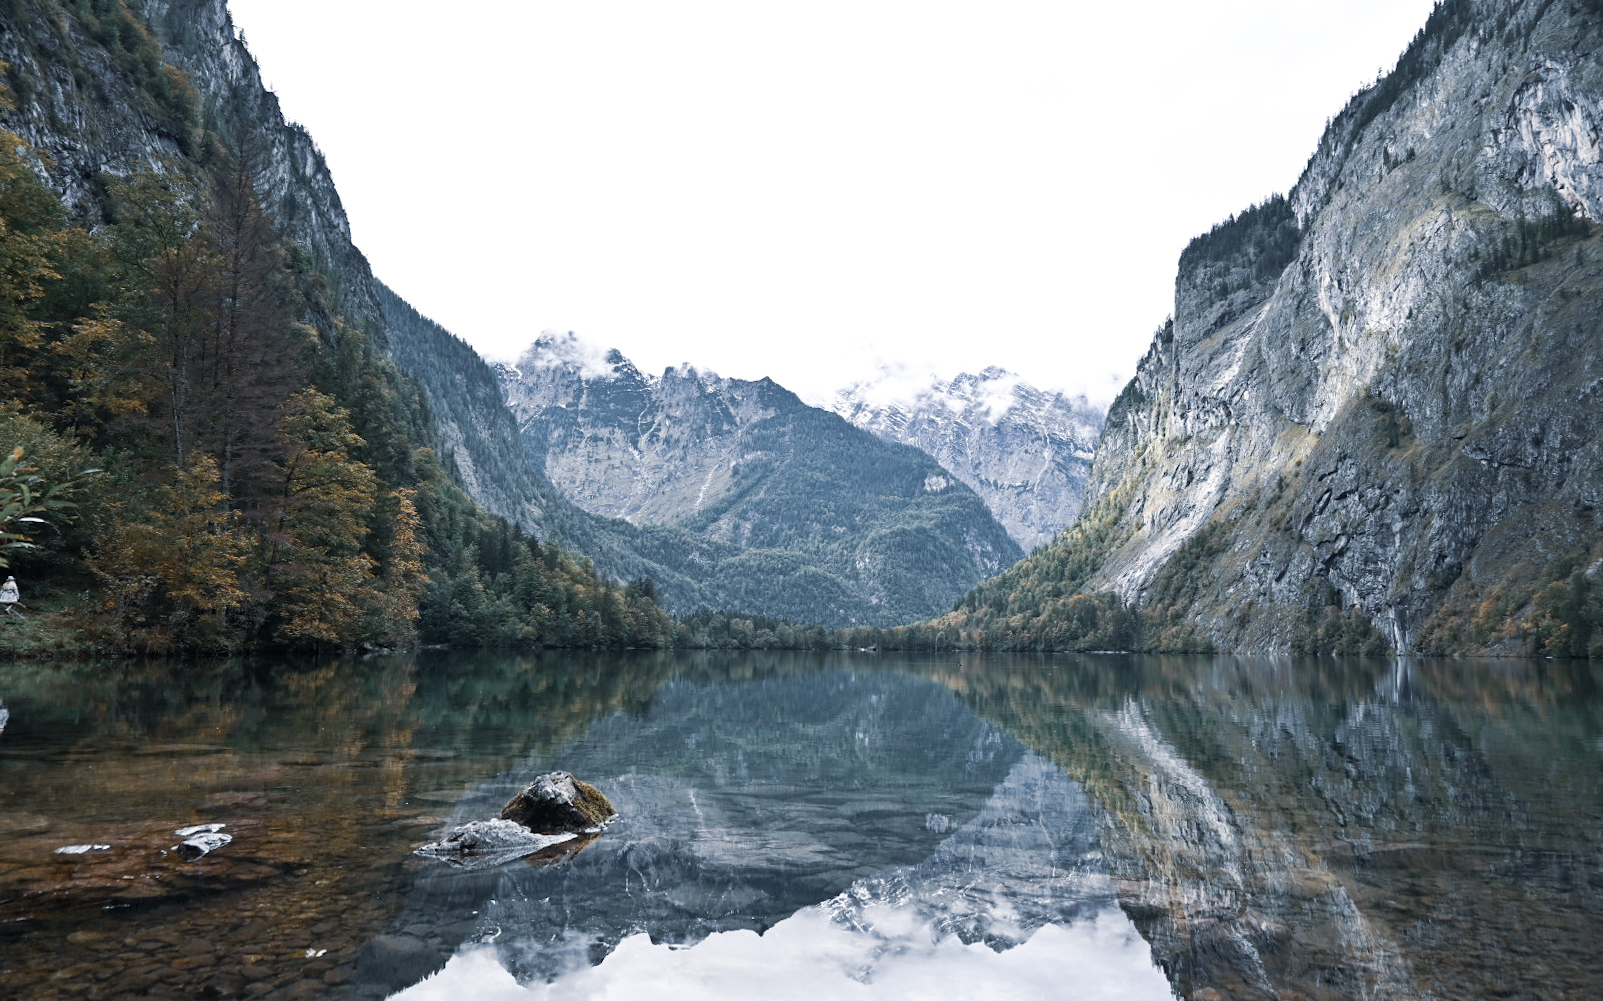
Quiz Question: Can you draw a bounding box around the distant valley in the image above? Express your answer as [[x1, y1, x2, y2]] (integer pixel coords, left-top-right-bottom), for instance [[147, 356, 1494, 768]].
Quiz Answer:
[[477, 334, 1025, 627]]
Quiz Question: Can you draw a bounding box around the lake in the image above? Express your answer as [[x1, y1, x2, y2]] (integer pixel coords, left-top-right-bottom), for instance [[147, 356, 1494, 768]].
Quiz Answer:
[[1, 652, 1599, 1000]]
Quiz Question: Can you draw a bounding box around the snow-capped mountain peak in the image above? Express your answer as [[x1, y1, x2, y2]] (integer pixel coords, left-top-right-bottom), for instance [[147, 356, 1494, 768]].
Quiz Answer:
[[829, 367, 1105, 551]]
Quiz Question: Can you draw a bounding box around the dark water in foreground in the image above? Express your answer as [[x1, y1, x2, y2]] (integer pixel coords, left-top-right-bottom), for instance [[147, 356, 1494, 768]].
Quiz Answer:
[[0, 652, 1599, 1000]]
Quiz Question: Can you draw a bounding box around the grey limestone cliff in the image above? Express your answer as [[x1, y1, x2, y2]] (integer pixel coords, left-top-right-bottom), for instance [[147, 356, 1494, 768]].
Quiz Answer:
[[1028, 0, 1603, 655], [0, 0, 382, 326]]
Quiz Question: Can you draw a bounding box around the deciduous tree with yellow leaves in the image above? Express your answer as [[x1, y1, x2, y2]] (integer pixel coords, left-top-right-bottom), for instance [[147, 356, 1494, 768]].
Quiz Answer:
[[90, 454, 249, 650]]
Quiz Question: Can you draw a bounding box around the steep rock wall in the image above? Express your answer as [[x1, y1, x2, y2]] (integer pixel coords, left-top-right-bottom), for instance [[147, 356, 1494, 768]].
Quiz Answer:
[[1070, 0, 1603, 654], [0, 0, 381, 326]]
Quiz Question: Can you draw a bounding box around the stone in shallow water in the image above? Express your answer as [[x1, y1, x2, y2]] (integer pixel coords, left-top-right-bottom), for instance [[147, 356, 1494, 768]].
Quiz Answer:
[[176, 831, 232, 860], [499, 771, 616, 833], [414, 818, 582, 871], [172, 823, 232, 860], [3, 818, 286, 925]]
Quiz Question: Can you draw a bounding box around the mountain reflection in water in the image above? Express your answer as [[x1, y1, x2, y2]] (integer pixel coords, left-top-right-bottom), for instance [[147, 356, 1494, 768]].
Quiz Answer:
[[0, 652, 1597, 1000]]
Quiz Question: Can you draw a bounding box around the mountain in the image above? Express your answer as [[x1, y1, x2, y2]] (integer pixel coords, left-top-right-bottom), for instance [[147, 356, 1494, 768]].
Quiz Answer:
[[492, 334, 1024, 626], [374, 286, 742, 613], [1, 0, 354, 280], [936, 0, 1603, 657], [0, 0, 676, 652], [827, 367, 1104, 552]]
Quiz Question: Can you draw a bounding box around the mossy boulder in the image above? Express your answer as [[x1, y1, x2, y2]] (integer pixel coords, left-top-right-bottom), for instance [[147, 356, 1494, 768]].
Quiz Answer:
[[500, 771, 615, 833]]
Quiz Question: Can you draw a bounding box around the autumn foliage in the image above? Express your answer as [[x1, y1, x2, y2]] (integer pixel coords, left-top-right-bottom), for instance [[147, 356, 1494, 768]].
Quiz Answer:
[[0, 117, 674, 653]]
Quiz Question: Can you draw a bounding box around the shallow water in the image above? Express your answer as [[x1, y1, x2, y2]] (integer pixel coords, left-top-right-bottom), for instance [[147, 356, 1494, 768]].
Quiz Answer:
[[0, 652, 1599, 1000]]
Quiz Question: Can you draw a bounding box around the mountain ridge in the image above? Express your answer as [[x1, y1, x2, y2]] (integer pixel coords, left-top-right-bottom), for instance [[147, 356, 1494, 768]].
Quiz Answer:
[[828, 367, 1103, 552], [490, 334, 1025, 626], [0, 0, 679, 652]]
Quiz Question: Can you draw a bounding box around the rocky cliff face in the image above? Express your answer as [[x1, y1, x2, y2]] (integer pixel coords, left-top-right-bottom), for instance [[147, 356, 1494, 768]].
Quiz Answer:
[[828, 368, 1103, 552], [497, 334, 1024, 626], [373, 294, 741, 615], [0, 0, 382, 326], [499, 335, 743, 528], [1018, 0, 1603, 655]]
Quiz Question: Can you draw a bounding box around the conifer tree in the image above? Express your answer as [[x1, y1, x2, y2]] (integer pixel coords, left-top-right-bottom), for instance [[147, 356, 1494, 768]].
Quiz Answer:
[[197, 134, 301, 501], [109, 169, 215, 469]]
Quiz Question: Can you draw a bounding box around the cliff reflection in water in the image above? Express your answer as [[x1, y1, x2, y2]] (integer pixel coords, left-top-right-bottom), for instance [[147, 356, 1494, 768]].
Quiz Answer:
[[0, 652, 1598, 1001], [933, 654, 1603, 1001]]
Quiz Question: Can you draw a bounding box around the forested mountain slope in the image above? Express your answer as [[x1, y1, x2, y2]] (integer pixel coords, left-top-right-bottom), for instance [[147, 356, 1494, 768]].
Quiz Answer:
[[0, 0, 674, 652], [829, 368, 1104, 551], [492, 335, 1024, 627], [926, 0, 1603, 657], [375, 284, 736, 613]]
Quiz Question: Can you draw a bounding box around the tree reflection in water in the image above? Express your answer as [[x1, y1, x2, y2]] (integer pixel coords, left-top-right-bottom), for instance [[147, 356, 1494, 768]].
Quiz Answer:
[[0, 652, 1597, 1000]]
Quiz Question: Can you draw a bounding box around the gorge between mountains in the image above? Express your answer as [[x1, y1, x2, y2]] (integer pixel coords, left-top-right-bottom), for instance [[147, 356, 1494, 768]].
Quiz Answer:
[[378, 0, 1603, 660], [1, 0, 1603, 999], [0, 0, 1597, 657]]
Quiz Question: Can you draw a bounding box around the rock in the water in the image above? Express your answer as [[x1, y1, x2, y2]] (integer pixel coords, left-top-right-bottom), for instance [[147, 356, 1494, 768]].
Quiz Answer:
[[3, 818, 285, 925], [500, 771, 615, 833], [177, 832, 232, 860], [413, 819, 579, 871], [171, 823, 232, 860]]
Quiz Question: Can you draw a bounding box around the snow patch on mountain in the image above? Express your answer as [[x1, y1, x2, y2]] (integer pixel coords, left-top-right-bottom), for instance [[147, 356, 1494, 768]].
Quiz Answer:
[[829, 367, 1105, 551]]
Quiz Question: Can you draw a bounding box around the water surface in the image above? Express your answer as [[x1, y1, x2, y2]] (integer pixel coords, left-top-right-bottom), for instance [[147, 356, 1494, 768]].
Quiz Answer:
[[1, 652, 1598, 999]]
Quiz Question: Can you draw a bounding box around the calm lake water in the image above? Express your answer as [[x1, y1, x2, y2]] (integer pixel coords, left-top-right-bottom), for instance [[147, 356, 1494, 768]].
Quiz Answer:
[[1, 652, 1599, 1000]]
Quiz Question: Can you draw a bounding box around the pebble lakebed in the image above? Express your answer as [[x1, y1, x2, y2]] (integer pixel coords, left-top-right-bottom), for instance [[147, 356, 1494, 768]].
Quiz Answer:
[[1, 748, 477, 1000]]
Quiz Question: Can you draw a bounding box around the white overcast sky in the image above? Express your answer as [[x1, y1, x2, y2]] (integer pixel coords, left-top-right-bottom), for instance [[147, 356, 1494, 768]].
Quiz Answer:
[[227, 0, 1439, 406]]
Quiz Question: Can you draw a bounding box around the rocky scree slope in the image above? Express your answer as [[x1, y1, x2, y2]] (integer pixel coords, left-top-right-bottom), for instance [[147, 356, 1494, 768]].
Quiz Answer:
[[496, 335, 1024, 627], [961, 0, 1603, 656], [829, 368, 1104, 552]]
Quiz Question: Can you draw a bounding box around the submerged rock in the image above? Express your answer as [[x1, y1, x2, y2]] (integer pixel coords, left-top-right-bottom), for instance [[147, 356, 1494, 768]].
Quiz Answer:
[[171, 823, 232, 860], [414, 818, 585, 871], [3, 818, 286, 924], [500, 771, 615, 834]]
